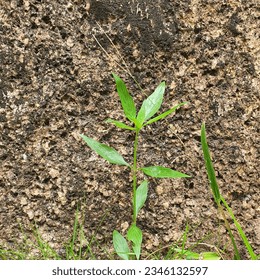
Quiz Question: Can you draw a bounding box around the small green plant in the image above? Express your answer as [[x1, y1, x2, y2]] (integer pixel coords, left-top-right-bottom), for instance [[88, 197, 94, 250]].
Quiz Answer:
[[201, 123, 258, 260], [80, 74, 190, 259]]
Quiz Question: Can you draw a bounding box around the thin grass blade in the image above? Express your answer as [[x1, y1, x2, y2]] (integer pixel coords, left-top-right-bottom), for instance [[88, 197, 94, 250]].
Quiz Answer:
[[80, 134, 130, 166], [182, 224, 189, 252], [201, 123, 221, 204], [224, 221, 241, 260], [221, 196, 257, 260], [66, 210, 79, 259]]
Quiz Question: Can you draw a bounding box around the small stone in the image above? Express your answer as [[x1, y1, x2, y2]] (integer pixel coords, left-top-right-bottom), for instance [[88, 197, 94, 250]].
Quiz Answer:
[[162, 201, 169, 208], [133, 49, 139, 58], [20, 197, 28, 206], [49, 168, 59, 178], [156, 186, 164, 195], [121, 221, 129, 232], [27, 210, 34, 220], [66, 37, 74, 48]]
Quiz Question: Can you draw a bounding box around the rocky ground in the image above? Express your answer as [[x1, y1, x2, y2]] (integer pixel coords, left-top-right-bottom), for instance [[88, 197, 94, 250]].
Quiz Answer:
[[0, 0, 259, 259]]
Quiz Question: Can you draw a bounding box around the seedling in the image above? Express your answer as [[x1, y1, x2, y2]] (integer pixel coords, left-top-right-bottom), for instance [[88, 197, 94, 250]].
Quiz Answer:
[[80, 74, 190, 259]]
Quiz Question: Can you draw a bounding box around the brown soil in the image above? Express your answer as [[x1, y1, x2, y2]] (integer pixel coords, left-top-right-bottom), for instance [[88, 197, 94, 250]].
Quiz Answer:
[[0, 0, 259, 259]]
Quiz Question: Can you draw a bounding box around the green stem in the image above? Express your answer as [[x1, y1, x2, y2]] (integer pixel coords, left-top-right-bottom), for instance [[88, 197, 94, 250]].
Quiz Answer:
[[218, 203, 241, 260], [221, 196, 257, 260], [132, 128, 140, 225]]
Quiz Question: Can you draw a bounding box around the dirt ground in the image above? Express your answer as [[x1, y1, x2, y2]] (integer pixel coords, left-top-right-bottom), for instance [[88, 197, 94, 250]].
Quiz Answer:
[[0, 0, 259, 259]]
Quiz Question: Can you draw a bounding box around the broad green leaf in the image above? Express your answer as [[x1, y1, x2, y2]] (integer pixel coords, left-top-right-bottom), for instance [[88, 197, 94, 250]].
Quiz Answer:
[[112, 73, 136, 122], [137, 81, 166, 125], [127, 225, 142, 260], [144, 102, 187, 126], [113, 230, 130, 260], [141, 166, 190, 178], [106, 118, 135, 131], [136, 181, 148, 216], [80, 134, 130, 166], [201, 123, 221, 204]]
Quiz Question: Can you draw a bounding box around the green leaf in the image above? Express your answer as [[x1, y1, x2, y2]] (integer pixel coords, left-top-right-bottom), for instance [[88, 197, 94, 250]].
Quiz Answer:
[[144, 102, 187, 126], [174, 248, 198, 260], [106, 119, 135, 131], [221, 196, 257, 260], [201, 123, 221, 204], [141, 166, 190, 178], [113, 230, 130, 260], [137, 81, 166, 125], [136, 181, 148, 216], [201, 124, 242, 259], [175, 249, 220, 260], [112, 73, 136, 122], [182, 250, 199, 260], [127, 225, 142, 260], [80, 134, 130, 166], [200, 252, 221, 260]]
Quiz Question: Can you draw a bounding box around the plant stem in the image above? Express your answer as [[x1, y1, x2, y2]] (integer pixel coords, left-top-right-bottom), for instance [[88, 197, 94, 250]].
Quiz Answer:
[[221, 196, 257, 260], [218, 203, 241, 260], [132, 128, 140, 225]]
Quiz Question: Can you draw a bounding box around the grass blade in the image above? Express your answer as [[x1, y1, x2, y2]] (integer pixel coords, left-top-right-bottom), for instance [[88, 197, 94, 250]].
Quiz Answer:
[[144, 102, 187, 126], [201, 123, 241, 259], [182, 224, 189, 252], [201, 123, 221, 204], [137, 81, 166, 124], [218, 204, 241, 260], [65, 210, 79, 259], [112, 73, 136, 122], [32, 227, 61, 259], [141, 166, 190, 178], [80, 134, 130, 166], [221, 196, 257, 260]]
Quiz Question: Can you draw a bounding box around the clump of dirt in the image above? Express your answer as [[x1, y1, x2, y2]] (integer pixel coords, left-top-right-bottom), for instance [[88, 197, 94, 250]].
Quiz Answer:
[[0, 0, 259, 259]]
